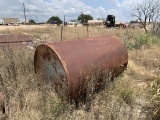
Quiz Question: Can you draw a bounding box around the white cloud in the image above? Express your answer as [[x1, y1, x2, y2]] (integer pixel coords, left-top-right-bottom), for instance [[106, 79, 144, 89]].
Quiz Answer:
[[0, 0, 137, 22]]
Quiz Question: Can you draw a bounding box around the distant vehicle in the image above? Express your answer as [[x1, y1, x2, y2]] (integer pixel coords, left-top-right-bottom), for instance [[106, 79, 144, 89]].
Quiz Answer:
[[104, 15, 126, 28], [50, 21, 58, 24], [10, 21, 20, 26], [0, 19, 4, 25], [115, 21, 126, 28], [105, 15, 115, 27]]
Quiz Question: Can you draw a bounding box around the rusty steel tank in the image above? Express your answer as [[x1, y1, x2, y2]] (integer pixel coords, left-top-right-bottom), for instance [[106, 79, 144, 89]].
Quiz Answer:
[[34, 35, 128, 100]]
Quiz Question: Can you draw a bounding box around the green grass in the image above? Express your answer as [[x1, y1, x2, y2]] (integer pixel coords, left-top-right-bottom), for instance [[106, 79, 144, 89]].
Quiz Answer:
[[125, 33, 160, 50]]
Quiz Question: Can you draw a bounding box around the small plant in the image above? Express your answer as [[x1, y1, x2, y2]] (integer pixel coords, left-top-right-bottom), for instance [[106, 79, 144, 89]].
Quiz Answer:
[[135, 34, 148, 47], [124, 41, 137, 50], [150, 77, 160, 119], [119, 87, 133, 105], [124, 33, 160, 50]]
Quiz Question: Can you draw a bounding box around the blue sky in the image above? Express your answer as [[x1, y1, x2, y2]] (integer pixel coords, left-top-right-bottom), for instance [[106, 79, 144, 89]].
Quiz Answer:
[[0, 0, 139, 23], [81, 0, 119, 9]]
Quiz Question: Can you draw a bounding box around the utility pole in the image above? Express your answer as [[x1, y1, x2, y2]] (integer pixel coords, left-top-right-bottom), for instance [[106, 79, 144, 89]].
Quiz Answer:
[[23, 3, 26, 25], [81, 12, 84, 24], [36, 16, 38, 24], [64, 15, 66, 26]]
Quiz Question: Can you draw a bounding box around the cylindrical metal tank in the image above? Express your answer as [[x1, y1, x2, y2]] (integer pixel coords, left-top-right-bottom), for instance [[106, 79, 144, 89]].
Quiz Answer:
[[34, 35, 128, 100]]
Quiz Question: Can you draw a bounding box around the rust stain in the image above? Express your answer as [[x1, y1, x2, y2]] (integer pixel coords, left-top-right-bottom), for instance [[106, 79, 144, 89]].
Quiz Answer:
[[0, 34, 35, 48], [34, 35, 128, 100], [43, 51, 51, 61], [0, 34, 34, 43]]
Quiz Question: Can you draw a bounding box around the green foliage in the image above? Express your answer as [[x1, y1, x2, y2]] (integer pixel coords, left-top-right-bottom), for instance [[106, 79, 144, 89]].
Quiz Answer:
[[124, 42, 137, 50], [70, 19, 77, 22], [135, 34, 148, 46], [77, 13, 93, 24], [125, 33, 160, 50], [130, 20, 139, 23], [97, 17, 105, 21], [29, 19, 36, 24], [47, 16, 63, 24], [119, 88, 133, 105]]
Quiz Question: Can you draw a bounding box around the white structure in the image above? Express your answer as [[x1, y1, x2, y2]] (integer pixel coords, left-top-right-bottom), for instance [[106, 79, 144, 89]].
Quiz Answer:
[[67, 22, 77, 27], [0, 19, 4, 25], [88, 20, 104, 26]]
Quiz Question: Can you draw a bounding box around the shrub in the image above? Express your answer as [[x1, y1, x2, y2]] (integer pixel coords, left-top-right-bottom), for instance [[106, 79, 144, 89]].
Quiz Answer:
[[29, 19, 36, 24], [135, 34, 148, 46], [125, 33, 160, 50], [119, 88, 133, 105]]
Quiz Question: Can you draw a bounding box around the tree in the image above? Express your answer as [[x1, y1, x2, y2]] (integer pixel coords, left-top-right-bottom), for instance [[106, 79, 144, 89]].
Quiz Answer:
[[47, 16, 63, 24], [77, 13, 93, 24], [97, 17, 105, 21], [130, 20, 139, 23], [132, 0, 160, 33], [70, 19, 77, 22], [29, 19, 36, 24]]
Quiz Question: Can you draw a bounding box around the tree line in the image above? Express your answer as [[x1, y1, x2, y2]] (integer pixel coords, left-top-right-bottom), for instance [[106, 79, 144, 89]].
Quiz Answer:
[[28, 13, 93, 25], [28, 0, 160, 34]]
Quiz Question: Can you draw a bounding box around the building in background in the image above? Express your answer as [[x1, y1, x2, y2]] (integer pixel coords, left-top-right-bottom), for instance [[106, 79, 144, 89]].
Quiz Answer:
[[0, 18, 20, 25], [0, 19, 4, 25]]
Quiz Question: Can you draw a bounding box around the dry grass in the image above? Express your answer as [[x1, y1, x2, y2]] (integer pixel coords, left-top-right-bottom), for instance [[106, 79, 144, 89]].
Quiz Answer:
[[0, 25, 160, 120]]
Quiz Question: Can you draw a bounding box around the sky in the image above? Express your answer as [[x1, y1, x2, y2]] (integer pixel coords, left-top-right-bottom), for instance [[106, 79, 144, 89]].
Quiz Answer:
[[0, 0, 140, 23]]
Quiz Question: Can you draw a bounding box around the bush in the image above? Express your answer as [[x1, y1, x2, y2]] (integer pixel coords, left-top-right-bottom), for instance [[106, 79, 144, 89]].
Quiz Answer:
[[125, 33, 160, 50], [29, 19, 36, 24], [119, 88, 133, 105], [135, 34, 148, 46], [124, 42, 139, 50]]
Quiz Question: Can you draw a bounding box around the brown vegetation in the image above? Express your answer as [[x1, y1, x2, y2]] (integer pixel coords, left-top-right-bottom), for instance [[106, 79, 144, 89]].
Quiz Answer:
[[0, 25, 160, 119]]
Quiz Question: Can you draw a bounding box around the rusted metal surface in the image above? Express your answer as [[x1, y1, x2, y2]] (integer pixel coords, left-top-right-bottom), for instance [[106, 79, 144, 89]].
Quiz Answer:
[[0, 34, 33, 43], [34, 35, 128, 100], [0, 34, 35, 48]]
